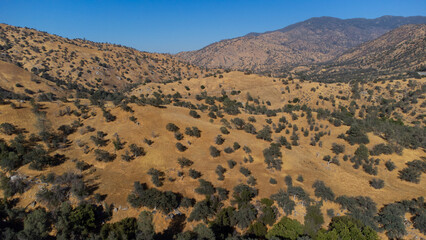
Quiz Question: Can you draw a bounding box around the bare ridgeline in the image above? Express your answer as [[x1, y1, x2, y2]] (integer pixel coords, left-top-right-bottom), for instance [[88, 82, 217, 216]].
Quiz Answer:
[[0, 16, 425, 239]]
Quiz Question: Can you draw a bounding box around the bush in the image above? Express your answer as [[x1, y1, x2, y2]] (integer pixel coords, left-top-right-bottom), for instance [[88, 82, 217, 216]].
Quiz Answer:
[[304, 204, 324, 237], [227, 159, 236, 169], [233, 142, 240, 150], [263, 143, 283, 171], [127, 181, 181, 214], [185, 127, 201, 137], [220, 126, 230, 135], [166, 123, 179, 132], [271, 190, 295, 215], [189, 110, 200, 118], [195, 179, 216, 196], [102, 108, 116, 122], [209, 146, 220, 157], [239, 167, 251, 177], [0, 123, 19, 135], [94, 149, 116, 162], [370, 179, 384, 189], [398, 159, 426, 183], [345, 125, 369, 145], [215, 165, 226, 180], [331, 143, 345, 155], [224, 147, 234, 154], [385, 160, 396, 171], [147, 168, 165, 187], [121, 145, 138, 158], [269, 178, 277, 184], [176, 142, 187, 152], [215, 135, 225, 145], [312, 180, 335, 201], [266, 216, 303, 240], [90, 131, 108, 147], [177, 157, 193, 168], [257, 126, 272, 141], [189, 169, 202, 179], [284, 175, 292, 186]]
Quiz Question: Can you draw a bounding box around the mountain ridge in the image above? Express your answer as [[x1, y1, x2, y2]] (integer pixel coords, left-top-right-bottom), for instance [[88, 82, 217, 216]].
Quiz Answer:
[[176, 15, 426, 72]]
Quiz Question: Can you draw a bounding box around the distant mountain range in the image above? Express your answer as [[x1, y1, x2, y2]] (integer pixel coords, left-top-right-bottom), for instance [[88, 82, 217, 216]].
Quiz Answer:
[[176, 16, 426, 73]]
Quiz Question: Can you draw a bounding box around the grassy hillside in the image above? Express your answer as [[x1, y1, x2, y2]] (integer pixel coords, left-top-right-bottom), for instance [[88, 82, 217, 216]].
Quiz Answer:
[[0, 24, 425, 240], [0, 24, 209, 93], [1, 70, 425, 239]]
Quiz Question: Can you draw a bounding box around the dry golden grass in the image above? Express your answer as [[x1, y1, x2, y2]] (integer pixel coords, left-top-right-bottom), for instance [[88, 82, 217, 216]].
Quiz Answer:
[[0, 71, 424, 238]]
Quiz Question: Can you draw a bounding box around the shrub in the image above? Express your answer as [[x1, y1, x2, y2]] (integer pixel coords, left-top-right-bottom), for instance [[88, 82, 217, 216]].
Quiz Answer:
[[345, 125, 369, 145], [239, 167, 251, 177], [312, 180, 335, 201], [385, 160, 396, 171], [331, 143, 345, 155], [370, 179, 384, 189], [247, 176, 257, 186], [147, 168, 165, 187], [189, 110, 200, 118], [227, 159, 236, 169], [257, 125, 272, 141], [233, 142, 240, 150], [177, 157, 193, 168], [185, 127, 201, 137], [166, 123, 179, 132], [215, 165, 226, 181], [127, 181, 181, 214], [398, 159, 426, 183], [231, 118, 245, 129], [215, 135, 225, 145], [271, 190, 295, 215], [266, 216, 303, 240], [130, 144, 145, 157], [90, 131, 108, 147], [224, 147, 234, 154], [263, 143, 283, 171], [304, 204, 324, 237], [195, 179, 216, 196], [220, 126, 230, 135], [0, 123, 19, 135], [176, 142, 187, 152], [269, 178, 277, 184], [189, 169, 202, 179], [209, 146, 220, 157], [174, 132, 183, 140], [94, 149, 116, 162], [284, 175, 292, 186]]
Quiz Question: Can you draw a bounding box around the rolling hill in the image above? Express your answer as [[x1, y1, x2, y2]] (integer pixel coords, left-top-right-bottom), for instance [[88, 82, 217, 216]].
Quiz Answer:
[[177, 16, 426, 73], [303, 24, 426, 82], [0, 23, 425, 239], [0, 23, 208, 94]]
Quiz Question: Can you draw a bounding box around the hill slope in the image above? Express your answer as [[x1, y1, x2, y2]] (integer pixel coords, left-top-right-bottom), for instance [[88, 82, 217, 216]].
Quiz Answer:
[[177, 16, 426, 73], [304, 24, 426, 82], [0, 24, 207, 93]]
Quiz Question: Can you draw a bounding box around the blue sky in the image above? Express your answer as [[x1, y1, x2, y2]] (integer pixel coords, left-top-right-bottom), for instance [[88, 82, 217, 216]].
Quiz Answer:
[[1, 0, 425, 53]]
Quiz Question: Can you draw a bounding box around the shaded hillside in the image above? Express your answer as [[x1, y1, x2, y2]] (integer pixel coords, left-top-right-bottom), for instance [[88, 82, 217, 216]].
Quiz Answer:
[[0, 24, 207, 93], [177, 16, 426, 73], [304, 24, 426, 82]]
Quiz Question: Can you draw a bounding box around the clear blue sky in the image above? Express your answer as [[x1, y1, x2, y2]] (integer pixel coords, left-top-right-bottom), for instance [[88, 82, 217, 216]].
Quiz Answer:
[[1, 0, 425, 53]]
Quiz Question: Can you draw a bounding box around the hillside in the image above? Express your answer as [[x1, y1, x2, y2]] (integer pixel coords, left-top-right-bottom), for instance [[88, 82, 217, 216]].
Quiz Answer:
[[0, 24, 425, 240], [302, 24, 426, 82], [0, 24, 208, 94], [1, 70, 425, 239], [177, 16, 426, 73]]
